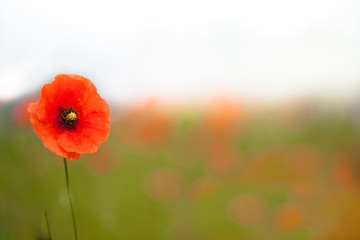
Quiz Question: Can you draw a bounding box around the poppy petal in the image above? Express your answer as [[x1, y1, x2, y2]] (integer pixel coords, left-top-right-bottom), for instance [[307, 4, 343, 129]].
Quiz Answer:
[[29, 102, 81, 160], [36, 75, 87, 123], [58, 110, 111, 154]]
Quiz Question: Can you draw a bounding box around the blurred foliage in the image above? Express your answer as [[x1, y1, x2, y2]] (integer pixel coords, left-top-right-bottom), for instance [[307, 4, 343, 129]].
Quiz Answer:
[[1, 98, 360, 240]]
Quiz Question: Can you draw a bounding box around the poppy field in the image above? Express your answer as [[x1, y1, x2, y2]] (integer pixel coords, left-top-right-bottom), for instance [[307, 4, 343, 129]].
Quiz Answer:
[[1, 97, 360, 240]]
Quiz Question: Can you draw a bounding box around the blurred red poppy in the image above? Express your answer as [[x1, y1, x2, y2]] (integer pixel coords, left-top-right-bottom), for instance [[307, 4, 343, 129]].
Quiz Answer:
[[28, 74, 111, 160], [12, 95, 39, 128]]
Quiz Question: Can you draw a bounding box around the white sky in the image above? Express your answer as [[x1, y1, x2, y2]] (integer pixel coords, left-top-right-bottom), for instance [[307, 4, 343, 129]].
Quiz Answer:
[[1, 0, 360, 103]]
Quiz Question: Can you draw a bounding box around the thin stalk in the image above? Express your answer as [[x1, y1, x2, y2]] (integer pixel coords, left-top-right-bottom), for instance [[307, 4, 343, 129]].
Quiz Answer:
[[63, 158, 78, 240], [44, 210, 51, 240]]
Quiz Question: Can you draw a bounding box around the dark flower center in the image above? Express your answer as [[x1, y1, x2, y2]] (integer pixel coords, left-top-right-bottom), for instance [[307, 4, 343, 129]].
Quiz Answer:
[[58, 107, 79, 130]]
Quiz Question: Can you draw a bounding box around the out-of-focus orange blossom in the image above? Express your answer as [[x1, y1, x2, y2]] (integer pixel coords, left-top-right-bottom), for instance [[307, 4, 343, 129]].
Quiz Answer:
[[205, 140, 237, 175], [332, 161, 359, 189], [203, 98, 243, 138], [12, 95, 39, 128], [273, 205, 303, 232], [145, 168, 185, 202], [289, 179, 318, 200], [287, 147, 323, 177], [85, 144, 118, 174], [239, 149, 292, 187], [114, 100, 174, 150], [188, 178, 222, 202], [228, 194, 267, 227], [331, 148, 359, 190]]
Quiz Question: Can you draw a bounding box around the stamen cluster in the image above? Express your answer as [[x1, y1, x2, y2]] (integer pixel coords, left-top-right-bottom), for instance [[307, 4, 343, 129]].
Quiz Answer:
[[58, 107, 79, 130]]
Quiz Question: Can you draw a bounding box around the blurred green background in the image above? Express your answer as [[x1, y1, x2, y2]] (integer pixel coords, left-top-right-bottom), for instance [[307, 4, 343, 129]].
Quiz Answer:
[[1, 97, 360, 240]]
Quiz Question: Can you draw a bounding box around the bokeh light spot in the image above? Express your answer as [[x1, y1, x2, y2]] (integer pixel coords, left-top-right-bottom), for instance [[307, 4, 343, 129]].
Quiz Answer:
[[228, 194, 267, 227], [145, 168, 185, 202], [273, 205, 303, 232]]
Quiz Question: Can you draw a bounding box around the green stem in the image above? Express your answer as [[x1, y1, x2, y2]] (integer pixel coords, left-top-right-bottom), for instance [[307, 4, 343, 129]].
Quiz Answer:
[[63, 158, 78, 240], [44, 210, 52, 240]]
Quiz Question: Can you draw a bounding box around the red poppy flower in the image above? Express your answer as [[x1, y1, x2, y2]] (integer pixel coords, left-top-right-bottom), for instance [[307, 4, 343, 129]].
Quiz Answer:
[[28, 74, 111, 160]]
